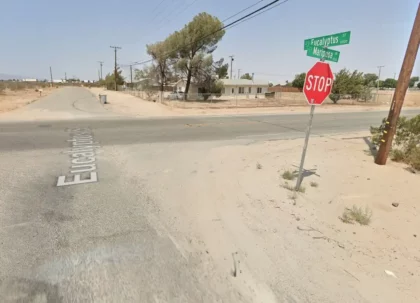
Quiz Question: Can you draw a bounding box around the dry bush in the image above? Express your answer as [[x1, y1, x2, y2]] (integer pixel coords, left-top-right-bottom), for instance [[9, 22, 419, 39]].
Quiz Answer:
[[340, 205, 372, 225], [282, 182, 305, 193], [282, 170, 295, 180], [310, 181, 319, 188], [371, 115, 420, 170]]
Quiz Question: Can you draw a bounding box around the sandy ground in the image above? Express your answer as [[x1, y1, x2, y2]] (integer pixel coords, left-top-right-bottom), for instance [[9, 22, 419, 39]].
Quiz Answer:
[[0, 88, 54, 113], [90, 88, 420, 117], [116, 132, 420, 302]]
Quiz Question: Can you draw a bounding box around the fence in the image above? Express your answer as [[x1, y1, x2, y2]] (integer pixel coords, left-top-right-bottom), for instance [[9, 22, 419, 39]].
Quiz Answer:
[[118, 88, 420, 108]]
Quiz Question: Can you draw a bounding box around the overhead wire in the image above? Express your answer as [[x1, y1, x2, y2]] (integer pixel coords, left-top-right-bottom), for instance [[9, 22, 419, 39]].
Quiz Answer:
[[128, 0, 290, 67]]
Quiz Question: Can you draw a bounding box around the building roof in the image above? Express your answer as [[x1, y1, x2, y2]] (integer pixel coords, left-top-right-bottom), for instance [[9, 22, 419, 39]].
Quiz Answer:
[[220, 79, 269, 86]]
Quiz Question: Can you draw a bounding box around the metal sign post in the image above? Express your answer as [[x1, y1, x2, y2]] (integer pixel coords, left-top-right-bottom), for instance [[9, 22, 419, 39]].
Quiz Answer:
[[295, 101, 315, 190]]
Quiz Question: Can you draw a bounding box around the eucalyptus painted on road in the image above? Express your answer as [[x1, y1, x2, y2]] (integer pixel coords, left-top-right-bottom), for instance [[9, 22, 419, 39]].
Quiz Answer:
[[304, 31, 351, 51], [306, 46, 340, 63]]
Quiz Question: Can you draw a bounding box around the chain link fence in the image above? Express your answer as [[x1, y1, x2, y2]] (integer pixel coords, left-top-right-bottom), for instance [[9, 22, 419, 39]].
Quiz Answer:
[[119, 88, 420, 108]]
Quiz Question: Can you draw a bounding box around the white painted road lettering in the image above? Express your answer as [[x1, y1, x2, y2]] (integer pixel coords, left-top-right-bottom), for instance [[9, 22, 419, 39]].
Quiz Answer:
[[57, 128, 100, 187]]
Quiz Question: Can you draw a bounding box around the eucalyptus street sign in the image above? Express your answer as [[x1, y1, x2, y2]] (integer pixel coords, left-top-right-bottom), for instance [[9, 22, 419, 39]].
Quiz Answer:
[[304, 31, 351, 50], [306, 46, 340, 63]]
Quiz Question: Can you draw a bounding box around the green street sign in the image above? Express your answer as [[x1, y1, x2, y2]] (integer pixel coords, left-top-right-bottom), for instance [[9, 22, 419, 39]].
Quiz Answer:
[[304, 31, 351, 50], [306, 46, 340, 63]]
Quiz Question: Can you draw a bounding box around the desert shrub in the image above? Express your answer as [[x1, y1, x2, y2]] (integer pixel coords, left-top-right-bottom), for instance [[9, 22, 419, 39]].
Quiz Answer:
[[340, 205, 372, 225], [371, 115, 420, 170]]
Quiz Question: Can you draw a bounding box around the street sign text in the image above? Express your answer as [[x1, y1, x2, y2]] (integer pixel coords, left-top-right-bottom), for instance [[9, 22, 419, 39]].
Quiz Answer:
[[306, 46, 340, 63], [303, 62, 334, 105], [304, 31, 351, 50]]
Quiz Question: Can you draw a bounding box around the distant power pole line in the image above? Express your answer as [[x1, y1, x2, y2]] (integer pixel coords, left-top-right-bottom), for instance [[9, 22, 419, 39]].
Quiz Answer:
[[65, 72, 67, 82], [97, 61, 104, 80], [49, 66, 53, 87], [110, 46, 122, 91], [238, 69, 241, 79], [375, 2, 420, 165], [129, 64, 133, 85], [229, 55, 234, 79], [376, 65, 385, 102]]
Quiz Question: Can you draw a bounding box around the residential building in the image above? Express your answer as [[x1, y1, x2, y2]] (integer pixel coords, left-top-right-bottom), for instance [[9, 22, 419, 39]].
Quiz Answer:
[[174, 79, 199, 94], [220, 79, 269, 96]]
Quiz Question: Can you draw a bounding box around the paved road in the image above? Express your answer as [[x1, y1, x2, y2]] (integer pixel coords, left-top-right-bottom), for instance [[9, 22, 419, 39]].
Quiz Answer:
[[0, 87, 419, 302]]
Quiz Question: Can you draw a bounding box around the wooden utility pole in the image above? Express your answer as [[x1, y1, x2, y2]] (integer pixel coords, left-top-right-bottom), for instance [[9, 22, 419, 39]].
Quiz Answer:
[[375, 3, 420, 165], [110, 46, 121, 91]]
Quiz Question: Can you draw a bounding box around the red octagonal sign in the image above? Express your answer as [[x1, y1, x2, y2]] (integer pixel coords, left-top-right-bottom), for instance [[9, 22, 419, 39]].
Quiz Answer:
[[303, 62, 334, 105]]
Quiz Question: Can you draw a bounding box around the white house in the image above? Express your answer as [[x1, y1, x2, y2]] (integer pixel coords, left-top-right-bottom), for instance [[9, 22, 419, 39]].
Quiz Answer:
[[174, 79, 199, 94], [220, 79, 269, 96]]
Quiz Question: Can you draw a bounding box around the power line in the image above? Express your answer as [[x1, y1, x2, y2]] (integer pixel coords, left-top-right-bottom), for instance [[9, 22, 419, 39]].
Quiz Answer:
[[148, 0, 201, 43], [222, 0, 265, 22], [128, 0, 289, 67], [225, 0, 289, 30]]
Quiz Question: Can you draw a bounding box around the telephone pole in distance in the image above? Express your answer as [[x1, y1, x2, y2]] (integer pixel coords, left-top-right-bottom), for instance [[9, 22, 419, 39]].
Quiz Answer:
[[376, 65, 384, 102], [110, 46, 121, 91], [229, 55, 234, 79], [49, 66, 53, 87], [97, 61, 104, 81], [375, 3, 420, 165]]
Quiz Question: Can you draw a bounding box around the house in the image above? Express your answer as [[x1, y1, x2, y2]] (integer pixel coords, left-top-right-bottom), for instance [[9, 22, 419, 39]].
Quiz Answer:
[[220, 79, 269, 96], [174, 79, 199, 94]]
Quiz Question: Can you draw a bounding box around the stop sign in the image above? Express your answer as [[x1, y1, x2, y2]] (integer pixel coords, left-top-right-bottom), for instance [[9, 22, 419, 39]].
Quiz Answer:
[[303, 62, 334, 105]]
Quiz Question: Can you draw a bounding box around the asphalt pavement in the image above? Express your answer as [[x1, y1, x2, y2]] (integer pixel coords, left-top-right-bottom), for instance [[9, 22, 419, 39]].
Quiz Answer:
[[0, 87, 419, 302]]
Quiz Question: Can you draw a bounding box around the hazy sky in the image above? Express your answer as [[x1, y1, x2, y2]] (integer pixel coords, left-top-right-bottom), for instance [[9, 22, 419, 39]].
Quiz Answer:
[[1, 0, 419, 83]]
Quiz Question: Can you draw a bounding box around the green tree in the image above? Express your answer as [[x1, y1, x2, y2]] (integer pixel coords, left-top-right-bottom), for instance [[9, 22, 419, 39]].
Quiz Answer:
[[363, 73, 378, 87], [193, 54, 225, 100], [409, 76, 419, 88], [103, 68, 125, 90], [329, 68, 365, 103], [417, 82, 420, 89], [291, 73, 306, 89], [146, 40, 173, 92], [240, 73, 253, 80], [169, 13, 225, 98], [383, 78, 397, 88], [213, 58, 229, 79]]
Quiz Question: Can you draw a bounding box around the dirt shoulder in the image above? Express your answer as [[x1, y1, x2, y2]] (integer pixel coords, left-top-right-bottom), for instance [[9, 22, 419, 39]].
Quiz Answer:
[[89, 88, 420, 117], [123, 132, 420, 302], [0, 88, 54, 113]]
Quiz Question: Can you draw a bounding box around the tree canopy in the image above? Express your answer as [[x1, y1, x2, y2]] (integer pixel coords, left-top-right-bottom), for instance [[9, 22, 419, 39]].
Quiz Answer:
[[291, 73, 306, 89], [240, 73, 253, 80], [168, 13, 225, 97], [363, 73, 378, 87], [329, 68, 371, 103], [103, 68, 125, 90], [382, 78, 397, 88], [146, 41, 173, 92], [409, 76, 419, 88]]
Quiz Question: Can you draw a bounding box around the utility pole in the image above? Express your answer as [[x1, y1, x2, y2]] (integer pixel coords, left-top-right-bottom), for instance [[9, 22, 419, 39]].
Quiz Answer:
[[130, 65, 133, 86], [393, 72, 397, 80], [110, 46, 121, 91], [376, 65, 385, 102], [49, 66, 53, 87], [375, 3, 420, 165], [97, 61, 104, 80], [229, 55, 234, 79], [238, 69, 241, 79], [65, 72, 67, 82]]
